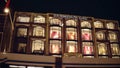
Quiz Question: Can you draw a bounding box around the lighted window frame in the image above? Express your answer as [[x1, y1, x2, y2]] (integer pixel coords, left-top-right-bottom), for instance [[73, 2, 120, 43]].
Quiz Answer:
[[66, 41, 78, 53], [81, 29, 92, 40], [33, 26, 45, 37], [50, 26, 61, 39], [50, 40, 61, 54], [66, 28, 77, 40]]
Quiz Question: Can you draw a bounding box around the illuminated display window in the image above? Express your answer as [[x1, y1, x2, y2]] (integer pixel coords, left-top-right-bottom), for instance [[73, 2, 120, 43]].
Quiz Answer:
[[97, 42, 107, 55], [33, 26, 45, 37], [66, 41, 78, 53], [49, 17, 62, 25], [111, 44, 120, 55], [17, 28, 27, 37], [108, 31, 118, 42], [81, 21, 91, 28], [32, 40, 44, 54], [18, 43, 26, 53], [106, 22, 115, 29], [66, 19, 77, 27], [34, 15, 45, 23], [96, 31, 105, 40], [66, 28, 77, 40], [81, 29, 92, 40], [16, 16, 30, 22], [50, 40, 61, 54], [50, 27, 61, 39], [82, 42, 93, 55], [94, 21, 104, 28]]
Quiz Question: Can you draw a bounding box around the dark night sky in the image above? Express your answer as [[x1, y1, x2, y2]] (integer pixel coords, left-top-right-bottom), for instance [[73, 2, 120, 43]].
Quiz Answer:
[[0, 0, 120, 26]]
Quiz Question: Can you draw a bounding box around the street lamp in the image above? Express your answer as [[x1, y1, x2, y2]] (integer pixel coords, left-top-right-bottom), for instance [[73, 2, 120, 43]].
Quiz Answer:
[[3, 7, 14, 54], [4, 8, 10, 13]]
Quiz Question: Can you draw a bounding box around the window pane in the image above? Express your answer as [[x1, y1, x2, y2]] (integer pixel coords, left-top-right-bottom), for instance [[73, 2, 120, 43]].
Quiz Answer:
[[111, 44, 120, 55], [81, 21, 91, 28], [94, 21, 103, 28], [106, 22, 115, 29], [32, 40, 44, 54], [17, 16, 30, 22], [97, 43, 107, 55], [81, 29, 92, 40], [50, 27, 61, 39], [82, 42, 93, 55], [17, 28, 27, 37], [34, 15, 45, 23], [18, 43, 26, 53], [49, 18, 62, 25], [108, 31, 118, 42], [33, 26, 45, 37], [66, 41, 78, 53], [66, 28, 77, 40], [66, 19, 76, 26], [50, 40, 61, 54], [96, 31, 105, 40]]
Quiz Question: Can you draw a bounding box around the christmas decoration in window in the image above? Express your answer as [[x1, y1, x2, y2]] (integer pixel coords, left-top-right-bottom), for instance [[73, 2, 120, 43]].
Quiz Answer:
[[50, 40, 61, 54], [81, 29, 92, 40], [66, 28, 77, 40], [82, 42, 93, 55], [50, 27, 61, 39], [66, 41, 78, 53]]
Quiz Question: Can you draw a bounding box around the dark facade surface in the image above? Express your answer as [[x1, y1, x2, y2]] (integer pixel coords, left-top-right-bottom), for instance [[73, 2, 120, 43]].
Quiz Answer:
[[0, 12, 120, 68]]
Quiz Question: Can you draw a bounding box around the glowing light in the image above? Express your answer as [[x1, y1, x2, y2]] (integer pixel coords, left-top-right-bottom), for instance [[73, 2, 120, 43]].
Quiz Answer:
[[4, 8, 10, 13]]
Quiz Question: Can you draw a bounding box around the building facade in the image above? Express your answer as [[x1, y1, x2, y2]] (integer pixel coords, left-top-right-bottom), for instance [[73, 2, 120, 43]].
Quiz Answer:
[[0, 12, 120, 68]]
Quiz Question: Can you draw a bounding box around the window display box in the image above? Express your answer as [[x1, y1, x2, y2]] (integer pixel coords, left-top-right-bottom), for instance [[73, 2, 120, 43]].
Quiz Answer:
[[110, 43, 120, 55], [16, 27, 28, 37], [17, 43, 27, 53], [97, 42, 108, 55], [82, 42, 94, 55], [94, 20, 104, 28], [33, 14, 46, 23], [32, 25, 45, 37], [49, 40, 61, 54], [66, 28, 77, 40], [49, 16, 63, 26], [108, 31, 118, 42], [31, 39, 45, 54], [65, 19, 77, 27], [66, 41, 78, 53], [50, 26, 61, 39], [81, 21, 91, 28], [81, 29, 92, 41], [96, 30, 106, 40], [15, 12, 32, 23]]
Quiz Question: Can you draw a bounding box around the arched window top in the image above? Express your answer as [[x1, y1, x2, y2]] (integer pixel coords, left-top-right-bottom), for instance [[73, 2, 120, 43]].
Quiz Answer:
[[81, 21, 91, 28], [66, 19, 76, 26]]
